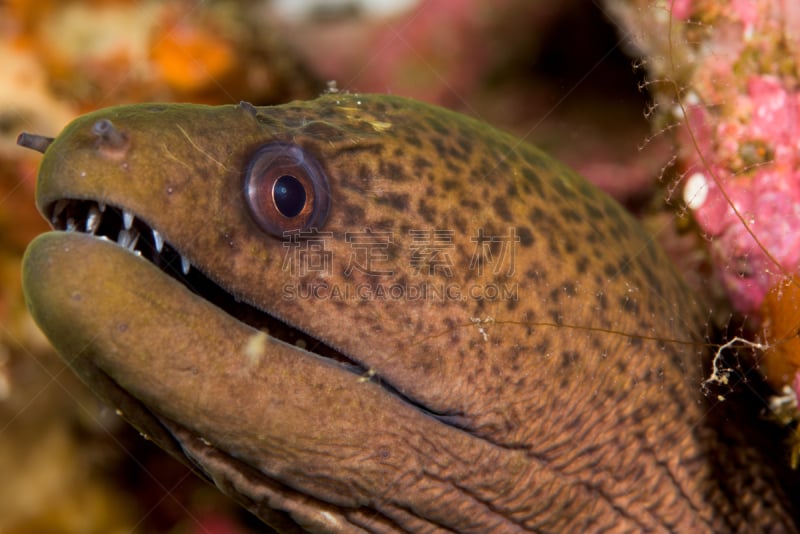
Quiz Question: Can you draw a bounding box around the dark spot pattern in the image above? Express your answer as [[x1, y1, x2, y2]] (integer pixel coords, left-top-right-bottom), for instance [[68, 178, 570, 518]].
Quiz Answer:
[[376, 193, 409, 211], [522, 166, 545, 198], [493, 197, 512, 222], [620, 297, 639, 315], [414, 157, 432, 173], [431, 137, 447, 159], [560, 350, 580, 368], [196, 93, 748, 531], [517, 227, 534, 247], [382, 162, 409, 182], [576, 255, 590, 274], [417, 199, 435, 223]]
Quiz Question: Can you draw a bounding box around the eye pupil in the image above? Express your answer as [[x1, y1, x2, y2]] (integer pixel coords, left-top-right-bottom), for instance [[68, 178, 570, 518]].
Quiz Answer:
[[273, 175, 306, 217]]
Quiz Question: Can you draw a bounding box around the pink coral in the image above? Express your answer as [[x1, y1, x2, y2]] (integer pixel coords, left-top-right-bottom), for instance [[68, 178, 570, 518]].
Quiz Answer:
[[685, 75, 800, 314], [669, 0, 693, 21], [608, 0, 800, 316]]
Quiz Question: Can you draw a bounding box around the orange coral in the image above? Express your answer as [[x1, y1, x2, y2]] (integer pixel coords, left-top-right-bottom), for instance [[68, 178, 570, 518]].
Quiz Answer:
[[150, 17, 235, 95], [760, 276, 800, 390]]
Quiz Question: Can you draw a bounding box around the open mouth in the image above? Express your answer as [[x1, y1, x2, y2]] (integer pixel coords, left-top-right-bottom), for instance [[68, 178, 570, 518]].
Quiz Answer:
[[45, 198, 462, 425], [45, 198, 358, 368]]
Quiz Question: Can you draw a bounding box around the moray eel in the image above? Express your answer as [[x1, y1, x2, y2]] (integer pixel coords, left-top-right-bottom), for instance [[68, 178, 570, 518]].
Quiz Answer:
[[19, 94, 798, 532]]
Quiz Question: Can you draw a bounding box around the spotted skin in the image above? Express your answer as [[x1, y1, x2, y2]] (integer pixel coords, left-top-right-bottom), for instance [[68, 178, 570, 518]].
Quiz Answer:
[[21, 94, 797, 531]]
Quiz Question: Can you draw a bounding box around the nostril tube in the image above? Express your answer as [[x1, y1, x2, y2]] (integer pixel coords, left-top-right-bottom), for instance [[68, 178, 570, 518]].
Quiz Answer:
[[16, 132, 55, 153], [92, 119, 128, 148], [91, 119, 130, 158]]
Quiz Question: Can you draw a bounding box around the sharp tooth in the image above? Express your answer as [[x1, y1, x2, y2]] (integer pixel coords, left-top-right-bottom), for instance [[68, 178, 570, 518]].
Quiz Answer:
[[127, 230, 140, 251], [52, 200, 69, 224], [66, 217, 77, 232], [98, 202, 106, 212], [123, 211, 134, 230], [152, 229, 164, 253], [117, 228, 140, 250], [118, 229, 133, 248], [86, 205, 101, 234], [180, 255, 191, 275]]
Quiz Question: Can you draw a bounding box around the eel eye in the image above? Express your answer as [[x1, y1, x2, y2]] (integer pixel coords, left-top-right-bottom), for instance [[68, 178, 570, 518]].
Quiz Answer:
[[245, 143, 331, 236]]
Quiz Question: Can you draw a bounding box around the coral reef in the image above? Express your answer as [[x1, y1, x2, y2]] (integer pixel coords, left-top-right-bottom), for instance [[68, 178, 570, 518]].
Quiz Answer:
[[604, 0, 800, 400]]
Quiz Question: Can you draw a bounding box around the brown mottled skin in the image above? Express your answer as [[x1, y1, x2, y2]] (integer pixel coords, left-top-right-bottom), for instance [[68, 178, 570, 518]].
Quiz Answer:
[[21, 95, 798, 531]]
